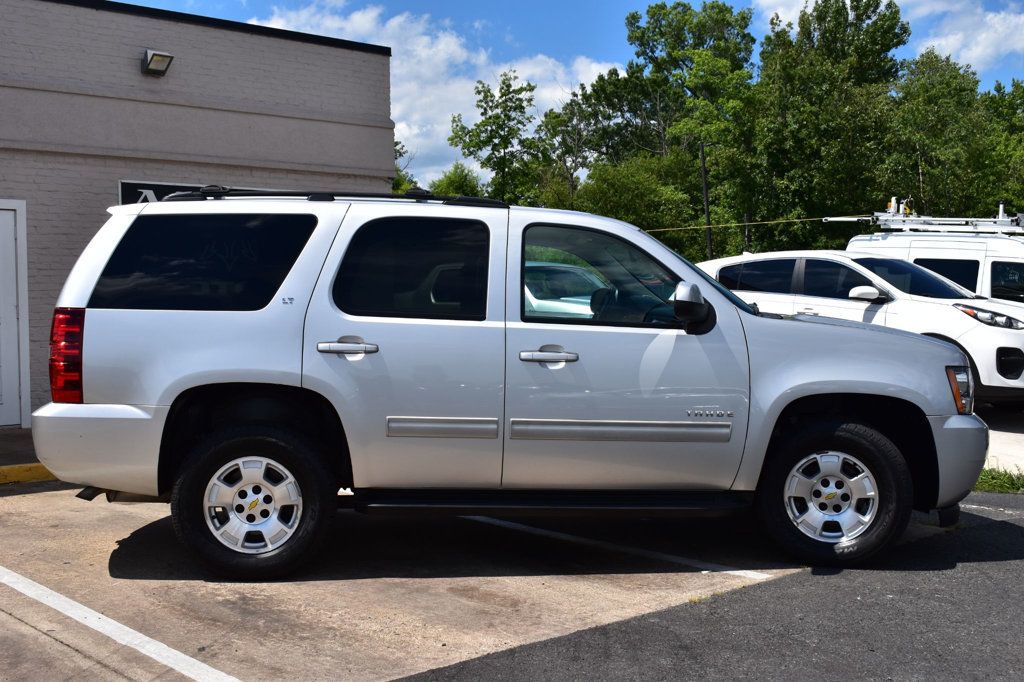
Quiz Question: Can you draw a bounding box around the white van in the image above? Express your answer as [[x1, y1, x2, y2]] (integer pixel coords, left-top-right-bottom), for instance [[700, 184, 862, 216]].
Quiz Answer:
[[843, 199, 1024, 303]]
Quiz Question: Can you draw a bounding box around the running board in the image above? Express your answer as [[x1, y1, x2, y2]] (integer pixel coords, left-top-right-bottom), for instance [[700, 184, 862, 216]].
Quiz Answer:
[[348, 489, 753, 517]]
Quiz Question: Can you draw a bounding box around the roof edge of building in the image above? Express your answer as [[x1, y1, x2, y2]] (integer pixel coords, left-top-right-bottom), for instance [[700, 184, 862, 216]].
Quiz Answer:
[[39, 0, 392, 57]]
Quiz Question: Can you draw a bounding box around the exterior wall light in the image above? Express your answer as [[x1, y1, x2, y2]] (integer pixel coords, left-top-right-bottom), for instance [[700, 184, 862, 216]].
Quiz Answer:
[[141, 49, 174, 76]]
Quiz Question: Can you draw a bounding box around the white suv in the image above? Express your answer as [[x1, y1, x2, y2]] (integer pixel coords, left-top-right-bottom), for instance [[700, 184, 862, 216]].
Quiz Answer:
[[700, 250, 1024, 406], [34, 188, 987, 578]]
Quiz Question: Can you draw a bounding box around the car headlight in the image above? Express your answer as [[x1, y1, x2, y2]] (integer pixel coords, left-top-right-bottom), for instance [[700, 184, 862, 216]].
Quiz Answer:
[[954, 304, 1024, 329], [946, 366, 974, 415]]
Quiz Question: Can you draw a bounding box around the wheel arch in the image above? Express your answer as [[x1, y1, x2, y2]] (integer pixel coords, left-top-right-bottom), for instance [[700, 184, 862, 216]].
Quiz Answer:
[[757, 393, 939, 511], [158, 382, 352, 496]]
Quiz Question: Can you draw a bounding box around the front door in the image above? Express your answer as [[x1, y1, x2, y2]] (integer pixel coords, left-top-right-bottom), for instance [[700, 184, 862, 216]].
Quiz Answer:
[[502, 218, 750, 489], [0, 208, 22, 426], [793, 258, 887, 324], [302, 203, 508, 488]]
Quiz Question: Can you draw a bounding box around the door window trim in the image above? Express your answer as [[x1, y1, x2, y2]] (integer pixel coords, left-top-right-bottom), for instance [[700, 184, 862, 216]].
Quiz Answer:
[[794, 257, 877, 300], [518, 222, 685, 329]]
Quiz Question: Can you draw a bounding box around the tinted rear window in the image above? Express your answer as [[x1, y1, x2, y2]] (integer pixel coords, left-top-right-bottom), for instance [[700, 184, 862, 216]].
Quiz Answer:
[[333, 217, 489, 320], [89, 214, 317, 311], [914, 258, 979, 291], [719, 259, 796, 294]]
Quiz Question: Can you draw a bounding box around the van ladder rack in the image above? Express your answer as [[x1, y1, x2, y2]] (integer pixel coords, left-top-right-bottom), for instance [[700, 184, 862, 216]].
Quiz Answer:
[[161, 184, 510, 209], [824, 196, 1024, 235]]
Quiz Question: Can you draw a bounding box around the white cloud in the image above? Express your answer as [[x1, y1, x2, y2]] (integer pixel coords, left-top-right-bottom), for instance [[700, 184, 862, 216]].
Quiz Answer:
[[913, 2, 1024, 72], [750, 0, 809, 27], [250, 2, 620, 184]]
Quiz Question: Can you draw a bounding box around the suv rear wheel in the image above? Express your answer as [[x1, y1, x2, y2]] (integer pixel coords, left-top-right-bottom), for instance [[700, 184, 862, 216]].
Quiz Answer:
[[757, 421, 913, 565], [170, 426, 336, 579]]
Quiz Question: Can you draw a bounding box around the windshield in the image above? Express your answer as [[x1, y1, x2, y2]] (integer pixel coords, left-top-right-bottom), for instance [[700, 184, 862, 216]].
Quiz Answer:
[[853, 257, 970, 299]]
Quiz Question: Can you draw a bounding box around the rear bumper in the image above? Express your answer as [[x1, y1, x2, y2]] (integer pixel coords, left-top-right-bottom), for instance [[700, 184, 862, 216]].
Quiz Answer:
[[929, 413, 988, 508], [31, 403, 168, 496]]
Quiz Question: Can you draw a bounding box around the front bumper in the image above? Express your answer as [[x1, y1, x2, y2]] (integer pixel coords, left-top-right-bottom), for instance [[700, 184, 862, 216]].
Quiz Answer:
[[32, 403, 169, 496], [928, 413, 988, 508]]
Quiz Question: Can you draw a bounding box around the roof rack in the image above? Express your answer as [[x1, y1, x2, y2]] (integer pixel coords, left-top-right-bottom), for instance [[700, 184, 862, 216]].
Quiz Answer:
[[824, 196, 1024, 235], [161, 184, 510, 209]]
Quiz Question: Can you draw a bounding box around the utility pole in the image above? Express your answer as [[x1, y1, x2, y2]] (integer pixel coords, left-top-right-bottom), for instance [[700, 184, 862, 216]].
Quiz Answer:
[[743, 212, 751, 252], [699, 141, 712, 260]]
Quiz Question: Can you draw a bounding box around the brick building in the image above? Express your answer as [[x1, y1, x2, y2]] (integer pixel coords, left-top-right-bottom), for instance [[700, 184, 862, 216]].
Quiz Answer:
[[0, 0, 394, 425]]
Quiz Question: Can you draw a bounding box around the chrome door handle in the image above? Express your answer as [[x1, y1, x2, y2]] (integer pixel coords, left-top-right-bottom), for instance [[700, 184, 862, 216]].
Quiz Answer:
[[317, 342, 379, 354], [799, 308, 820, 316], [519, 350, 579, 363]]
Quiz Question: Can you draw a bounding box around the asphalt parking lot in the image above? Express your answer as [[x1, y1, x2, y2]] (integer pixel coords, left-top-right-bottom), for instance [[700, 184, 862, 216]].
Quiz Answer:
[[2, 479, 1023, 681]]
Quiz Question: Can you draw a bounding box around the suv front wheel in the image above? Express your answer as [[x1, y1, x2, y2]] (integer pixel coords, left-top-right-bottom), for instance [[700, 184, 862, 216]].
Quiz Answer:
[[757, 421, 913, 565], [170, 426, 336, 579]]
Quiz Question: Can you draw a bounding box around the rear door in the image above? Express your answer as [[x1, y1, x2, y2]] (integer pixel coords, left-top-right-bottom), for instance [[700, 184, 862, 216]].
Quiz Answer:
[[302, 203, 508, 488], [793, 258, 887, 323], [717, 259, 797, 315]]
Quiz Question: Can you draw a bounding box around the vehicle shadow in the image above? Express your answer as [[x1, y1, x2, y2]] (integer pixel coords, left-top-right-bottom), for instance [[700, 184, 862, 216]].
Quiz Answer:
[[977, 405, 1024, 434], [107, 507, 1024, 582]]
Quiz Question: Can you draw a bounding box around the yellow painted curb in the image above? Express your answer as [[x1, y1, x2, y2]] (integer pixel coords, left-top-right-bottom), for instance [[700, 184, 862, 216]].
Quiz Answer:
[[0, 463, 56, 485]]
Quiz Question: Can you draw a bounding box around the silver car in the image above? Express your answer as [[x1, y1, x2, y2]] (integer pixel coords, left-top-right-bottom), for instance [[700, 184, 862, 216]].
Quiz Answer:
[[33, 187, 988, 578]]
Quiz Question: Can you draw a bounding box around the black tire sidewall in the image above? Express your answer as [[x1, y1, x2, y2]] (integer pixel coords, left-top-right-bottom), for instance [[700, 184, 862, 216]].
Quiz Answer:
[[170, 426, 335, 580], [757, 421, 913, 565]]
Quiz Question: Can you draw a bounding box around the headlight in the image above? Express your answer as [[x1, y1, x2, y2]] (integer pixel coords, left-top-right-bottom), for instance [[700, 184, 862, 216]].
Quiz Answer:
[[954, 304, 1024, 329], [946, 366, 974, 415]]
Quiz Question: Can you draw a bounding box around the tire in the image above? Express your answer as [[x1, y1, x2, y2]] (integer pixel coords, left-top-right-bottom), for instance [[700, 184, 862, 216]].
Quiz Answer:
[[170, 426, 336, 580], [756, 421, 913, 566]]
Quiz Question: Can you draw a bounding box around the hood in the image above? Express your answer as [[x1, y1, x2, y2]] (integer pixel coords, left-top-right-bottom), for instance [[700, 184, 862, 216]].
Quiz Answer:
[[904, 294, 1024, 320], [790, 313, 958, 349]]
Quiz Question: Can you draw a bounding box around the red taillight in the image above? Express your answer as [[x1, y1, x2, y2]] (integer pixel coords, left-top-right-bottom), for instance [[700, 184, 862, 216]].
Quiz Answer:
[[49, 307, 85, 403]]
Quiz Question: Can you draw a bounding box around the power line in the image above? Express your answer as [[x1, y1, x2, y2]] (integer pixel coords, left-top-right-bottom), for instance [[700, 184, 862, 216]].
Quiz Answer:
[[645, 215, 871, 234]]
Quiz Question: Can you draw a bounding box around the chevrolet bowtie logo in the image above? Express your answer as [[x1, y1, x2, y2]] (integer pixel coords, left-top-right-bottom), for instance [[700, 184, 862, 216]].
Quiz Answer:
[[824, 492, 837, 501], [248, 499, 259, 511]]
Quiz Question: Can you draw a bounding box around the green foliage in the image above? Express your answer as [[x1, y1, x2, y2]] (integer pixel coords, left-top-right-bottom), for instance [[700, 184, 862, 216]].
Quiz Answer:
[[974, 467, 1024, 494], [392, 140, 417, 194], [428, 162, 483, 197], [438, 0, 1023, 261]]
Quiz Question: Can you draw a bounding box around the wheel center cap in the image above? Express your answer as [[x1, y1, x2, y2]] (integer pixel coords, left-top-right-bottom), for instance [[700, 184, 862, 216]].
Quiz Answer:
[[232, 484, 275, 523]]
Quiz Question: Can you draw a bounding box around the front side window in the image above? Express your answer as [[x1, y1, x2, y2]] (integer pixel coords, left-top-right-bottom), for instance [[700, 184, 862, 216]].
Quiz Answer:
[[854, 257, 968, 299], [914, 258, 980, 291], [523, 225, 680, 326], [991, 261, 1024, 303], [89, 213, 317, 311], [333, 217, 489, 320], [801, 259, 873, 299]]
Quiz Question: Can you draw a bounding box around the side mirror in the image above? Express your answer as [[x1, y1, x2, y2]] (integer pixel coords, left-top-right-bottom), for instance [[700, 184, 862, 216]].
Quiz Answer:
[[849, 285, 888, 303], [673, 282, 712, 330]]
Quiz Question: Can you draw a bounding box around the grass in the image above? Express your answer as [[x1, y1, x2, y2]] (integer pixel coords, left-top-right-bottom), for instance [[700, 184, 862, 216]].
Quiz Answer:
[[974, 467, 1024, 494]]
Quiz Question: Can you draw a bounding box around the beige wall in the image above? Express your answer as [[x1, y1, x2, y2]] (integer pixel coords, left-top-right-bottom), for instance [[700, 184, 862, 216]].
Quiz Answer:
[[0, 0, 394, 409]]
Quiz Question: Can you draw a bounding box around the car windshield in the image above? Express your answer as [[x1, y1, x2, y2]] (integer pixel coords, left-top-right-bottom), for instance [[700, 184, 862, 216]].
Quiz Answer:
[[853, 257, 969, 299]]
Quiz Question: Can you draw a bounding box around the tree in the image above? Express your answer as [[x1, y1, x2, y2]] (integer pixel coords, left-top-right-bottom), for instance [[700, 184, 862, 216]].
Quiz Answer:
[[392, 140, 417, 194], [880, 49, 998, 216], [428, 162, 483, 197], [449, 71, 537, 203]]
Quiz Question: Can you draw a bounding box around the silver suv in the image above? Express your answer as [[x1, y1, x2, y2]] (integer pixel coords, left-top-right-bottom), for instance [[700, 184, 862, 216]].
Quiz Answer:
[[34, 187, 988, 578]]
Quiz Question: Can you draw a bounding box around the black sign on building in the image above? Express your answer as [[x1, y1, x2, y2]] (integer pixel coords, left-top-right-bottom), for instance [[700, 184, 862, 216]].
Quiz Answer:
[[118, 180, 206, 204]]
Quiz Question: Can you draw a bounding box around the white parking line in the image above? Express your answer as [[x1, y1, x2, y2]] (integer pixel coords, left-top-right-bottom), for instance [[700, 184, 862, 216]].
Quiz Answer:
[[0, 564, 239, 682], [465, 517, 774, 581]]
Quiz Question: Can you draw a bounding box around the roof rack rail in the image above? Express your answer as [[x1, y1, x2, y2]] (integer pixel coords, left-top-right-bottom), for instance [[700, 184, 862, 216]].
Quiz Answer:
[[161, 184, 510, 209], [823, 196, 1024, 235]]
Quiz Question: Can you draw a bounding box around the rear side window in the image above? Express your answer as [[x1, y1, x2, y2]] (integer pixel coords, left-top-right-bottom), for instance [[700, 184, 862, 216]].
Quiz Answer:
[[720, 259, 796, 294], [89, 213, 317, 311], [914, 258, 979, 291], [991, 261, 1024, 302], [333, 217, 489, 320], [802, 259, 873, 298]]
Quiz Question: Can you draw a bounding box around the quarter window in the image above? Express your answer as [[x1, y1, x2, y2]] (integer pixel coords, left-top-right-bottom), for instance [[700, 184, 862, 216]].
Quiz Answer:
[[333, 217, 489, 320], [914, 258, 980, 291], [802, 259, 873, 299], [523, 225, 680, 326], [89, 213, 317, 311]]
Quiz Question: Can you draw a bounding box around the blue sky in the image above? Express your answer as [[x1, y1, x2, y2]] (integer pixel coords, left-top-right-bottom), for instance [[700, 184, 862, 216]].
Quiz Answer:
[[132, 1, 1024, 181]]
